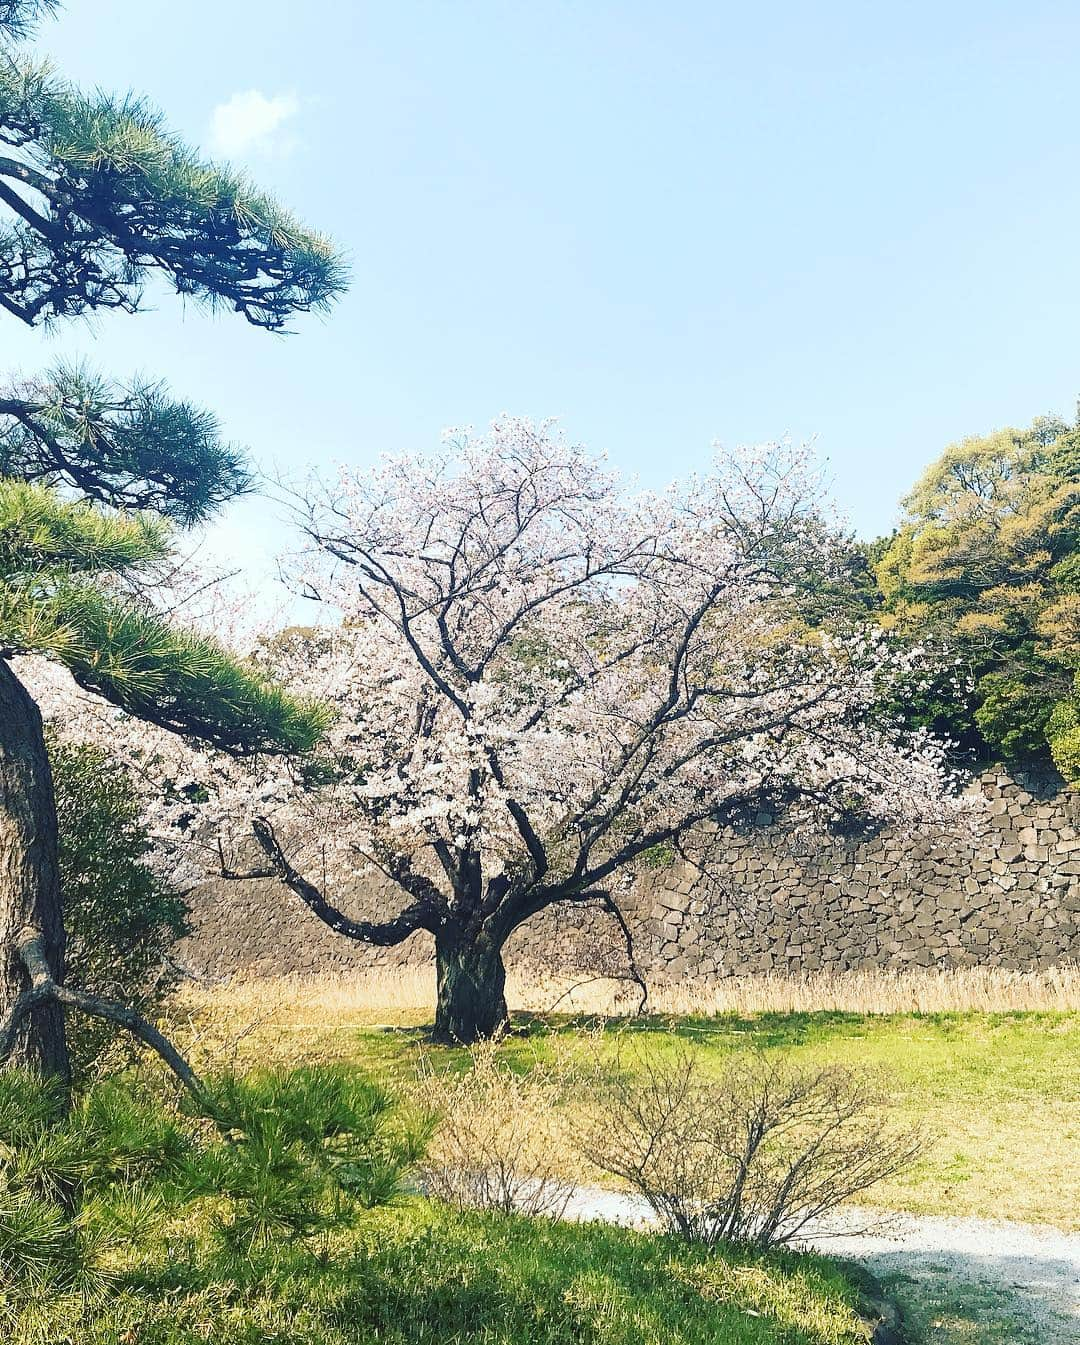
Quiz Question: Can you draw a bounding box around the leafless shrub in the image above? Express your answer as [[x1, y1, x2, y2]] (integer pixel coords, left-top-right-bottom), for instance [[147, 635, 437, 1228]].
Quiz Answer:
[[413, 1040, 576, 1218], [583, 1041, 922, 1250]]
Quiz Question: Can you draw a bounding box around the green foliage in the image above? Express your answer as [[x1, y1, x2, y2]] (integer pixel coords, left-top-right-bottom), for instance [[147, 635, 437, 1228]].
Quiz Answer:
[[49, 739, 189, 1081], [0, 435, 329, 756], [875, 414, 1080, 775], [0, 1069, 175, 1302], [0, 363, 251, 522], [1046, 681, 1080, 781], [0, 1066, 429, 1336], [0, 0, 56, 41], [0, 4, 340, 762], [188, 1066, 431, 1254], [0, 477, 169, 574], [973, 666, 1054, 762], [0, 13, 346, 331], [2, 565, 331, 752], [640, 842, 676, 870], [52, 588, 331, 751], [0, 1189, 75, 1293], [774, 530, 885, 633], [0, 1060, 868, 1345]]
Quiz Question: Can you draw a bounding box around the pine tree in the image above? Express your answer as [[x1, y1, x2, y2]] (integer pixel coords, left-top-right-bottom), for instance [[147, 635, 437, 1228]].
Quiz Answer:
[[0, 0, 345, 1085]]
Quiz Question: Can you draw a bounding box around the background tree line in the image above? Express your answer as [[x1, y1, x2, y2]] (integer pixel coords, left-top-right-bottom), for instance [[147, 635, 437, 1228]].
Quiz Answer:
[[867, 412, 1080, 782]]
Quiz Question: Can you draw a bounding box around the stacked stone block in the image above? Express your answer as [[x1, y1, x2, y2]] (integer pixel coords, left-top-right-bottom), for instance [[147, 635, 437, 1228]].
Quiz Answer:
[[179, 768, 1080, 984]]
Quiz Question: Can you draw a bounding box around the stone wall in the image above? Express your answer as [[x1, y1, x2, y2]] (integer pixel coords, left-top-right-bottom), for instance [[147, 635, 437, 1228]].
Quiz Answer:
[[179, 768, 1080, 984]]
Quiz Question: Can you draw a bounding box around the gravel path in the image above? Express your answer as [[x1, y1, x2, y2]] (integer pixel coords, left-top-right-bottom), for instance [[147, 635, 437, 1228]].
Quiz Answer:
[[798, 1208, 1080, 1343], [558, 1187, 1080, 1342]]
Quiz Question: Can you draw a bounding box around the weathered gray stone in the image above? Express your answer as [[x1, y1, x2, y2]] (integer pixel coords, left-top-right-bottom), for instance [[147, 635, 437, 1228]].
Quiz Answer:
[[179, 766, 1080, 986]]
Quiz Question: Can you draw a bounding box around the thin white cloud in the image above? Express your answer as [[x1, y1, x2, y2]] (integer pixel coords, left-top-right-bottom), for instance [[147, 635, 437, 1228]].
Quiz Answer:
[[209, 90, 300, 159]]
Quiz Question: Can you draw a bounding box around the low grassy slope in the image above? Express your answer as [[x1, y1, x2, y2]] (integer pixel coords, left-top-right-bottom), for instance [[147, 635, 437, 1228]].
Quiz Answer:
[[13, 1202, 872, 1345], [179, 989, 1080, 1229]]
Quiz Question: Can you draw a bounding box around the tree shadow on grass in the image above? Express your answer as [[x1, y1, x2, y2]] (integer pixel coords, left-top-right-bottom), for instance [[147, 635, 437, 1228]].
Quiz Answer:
[[508, 1008, 874, 1051]]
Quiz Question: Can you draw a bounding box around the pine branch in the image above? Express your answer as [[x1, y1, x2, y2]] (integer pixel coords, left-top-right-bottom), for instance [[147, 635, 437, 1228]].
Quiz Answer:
[[0, 478, 170, 574], [0, 927, 204, 1099], [0, 0, 58, 42], [1, 581, 332, 754], [0, 61, 348, 330], [0, 363, 251, 522]]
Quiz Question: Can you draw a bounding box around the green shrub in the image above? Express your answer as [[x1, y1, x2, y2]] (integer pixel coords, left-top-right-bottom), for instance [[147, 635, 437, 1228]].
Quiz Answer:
[[0, 1070, 120, 1303], [49, 736, 190, 1080], [1047, 682, 1080, 781], [0, 1065, 428, 1332], [187, 1065, 432, 1254], [973, 668, 1053, 763]]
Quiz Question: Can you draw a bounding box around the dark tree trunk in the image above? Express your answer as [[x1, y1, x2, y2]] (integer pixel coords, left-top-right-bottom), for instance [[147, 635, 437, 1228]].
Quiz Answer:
[[433, 930, 508, 1044], [0, 659, 69, 1081]]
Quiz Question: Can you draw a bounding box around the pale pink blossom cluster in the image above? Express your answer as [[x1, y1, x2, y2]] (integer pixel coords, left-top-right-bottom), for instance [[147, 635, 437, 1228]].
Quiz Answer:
[[23, 420, 963, 921], [269, 421, 960, 897]]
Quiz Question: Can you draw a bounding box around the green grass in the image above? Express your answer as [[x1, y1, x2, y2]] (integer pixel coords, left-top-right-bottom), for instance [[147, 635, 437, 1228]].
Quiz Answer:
[[187, 996, 1080, 1230], [0, 1064, 882, 1345], [9, 1201, 874, 1345], [573, 1009, 1080, 1228], [170, 995, 1079, 1345]]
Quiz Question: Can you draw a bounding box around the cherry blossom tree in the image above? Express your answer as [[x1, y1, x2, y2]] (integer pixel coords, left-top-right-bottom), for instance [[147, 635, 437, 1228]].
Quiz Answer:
[[199, 420, 955, 1043], [25, 420, 958, 1045]]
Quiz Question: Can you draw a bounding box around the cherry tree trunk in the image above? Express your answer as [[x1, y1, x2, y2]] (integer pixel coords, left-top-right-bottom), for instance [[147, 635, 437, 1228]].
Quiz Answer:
[[433, 931, 509, 1044], [0, 660, 69, 1081]]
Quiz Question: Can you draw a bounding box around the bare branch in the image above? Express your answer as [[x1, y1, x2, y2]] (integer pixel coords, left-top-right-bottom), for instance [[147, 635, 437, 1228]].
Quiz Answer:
[[242, 817, 441, 944]]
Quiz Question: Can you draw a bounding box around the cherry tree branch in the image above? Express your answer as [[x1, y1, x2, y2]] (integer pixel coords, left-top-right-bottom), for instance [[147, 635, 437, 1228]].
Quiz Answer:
[[222, 818, 441, 944]]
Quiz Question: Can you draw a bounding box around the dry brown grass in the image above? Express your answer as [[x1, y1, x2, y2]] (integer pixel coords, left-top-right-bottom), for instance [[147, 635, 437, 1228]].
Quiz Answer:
[[620, 963, 1080, 1016], [174, 961, 1080, 1045], [413, 1040, 579, 1218]]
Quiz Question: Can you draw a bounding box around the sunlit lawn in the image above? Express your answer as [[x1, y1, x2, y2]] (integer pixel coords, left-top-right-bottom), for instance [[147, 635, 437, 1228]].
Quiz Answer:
[[178, 986, 1080, 1230], [9, 1199, 878, 1345]]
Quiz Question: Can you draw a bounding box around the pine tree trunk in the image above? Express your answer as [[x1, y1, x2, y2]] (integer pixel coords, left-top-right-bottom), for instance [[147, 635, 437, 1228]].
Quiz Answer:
[[433, 931, 509, 1044], [0, 659, 69, 1081]]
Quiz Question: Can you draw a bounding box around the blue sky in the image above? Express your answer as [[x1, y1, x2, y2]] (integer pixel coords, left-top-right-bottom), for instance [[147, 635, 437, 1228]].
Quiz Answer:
[[5, 1, 1080, 584]]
